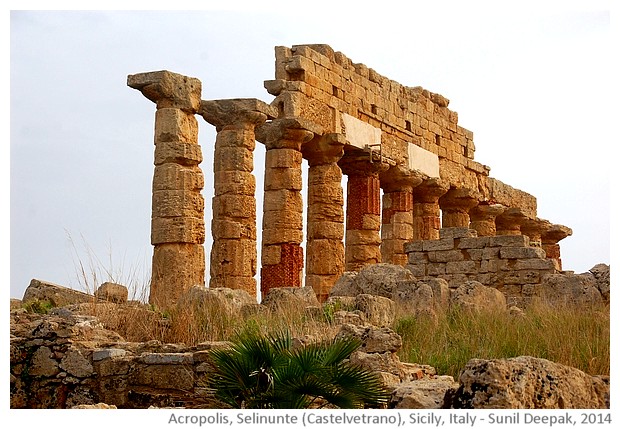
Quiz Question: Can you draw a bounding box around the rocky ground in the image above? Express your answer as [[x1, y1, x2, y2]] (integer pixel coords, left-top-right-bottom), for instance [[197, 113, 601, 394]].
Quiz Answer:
[[10, 263, 610, 409]]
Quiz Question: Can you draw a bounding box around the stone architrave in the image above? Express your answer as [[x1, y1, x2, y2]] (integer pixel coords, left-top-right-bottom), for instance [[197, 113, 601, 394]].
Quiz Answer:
[[256, 118, 319, 298], [520, 217, 551, 247], [469, 203, 506, 236], [302, 133, 346, 302], [541, 224, 573, 271], [411, 179, 450, 241], [380, 165, 423, 266], [128, 70, 204, 309], [200, 99, 277, 299], [439, 187, 480, 228], [339, 154, 389, 272]]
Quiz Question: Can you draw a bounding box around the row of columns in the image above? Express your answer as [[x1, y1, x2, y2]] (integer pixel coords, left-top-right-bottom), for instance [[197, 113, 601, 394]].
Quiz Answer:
[[130, 71, 571, 307]]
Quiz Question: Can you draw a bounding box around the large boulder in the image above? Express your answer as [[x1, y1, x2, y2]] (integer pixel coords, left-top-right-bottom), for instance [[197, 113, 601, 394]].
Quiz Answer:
[[354, 294, 396, 327], [448, 356, 609, 409], [450, 281, 506, 312], [95, 282, 128, 304], [537, 272, 604, 307], [176, 286, 257, 319], [335, 323, 402, 354], [394, 278, 449, 319], [22, 279, 93, 308], [330, 264, 415, 298]]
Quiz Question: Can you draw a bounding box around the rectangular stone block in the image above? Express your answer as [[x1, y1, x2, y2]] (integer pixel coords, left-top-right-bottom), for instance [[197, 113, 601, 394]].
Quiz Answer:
[[407, 251, 428, 263], [129, 364, 194, 391], [502, 270, 541, 285], [406, 263, 426, 277], [210, 239, 257, 276], [482, 247, 500, 259], [154, 141, 202, 166], [428, 250, 464, 263], [427, 263, 446, 275], [153, 164, 204, 191], [439, 227, 477, 240], [265, 147, 303, 168], [404, 241, 424, 252], [513, 258, 556, 271], [307, 221, 344, 240], [214, 146, 254, 173], [214, 171, 256, 196], [262, 228, 303, 246], [263, 189, 303, 213], [489, 235, 530, 247], [306, 239, 344, 275], [213, 194, 256, 219], [446, 260, 477, 274], [155, 108, 198, 144], [152, 190, 204, 218], [423, 238, 454, 251], [212, 219, 256, 240], [499, 247, 546, 260], [457, 237, 489, 249], [151, 217, 205, 244], [465, 249, 483, 260], [480, 259, 509, 273]]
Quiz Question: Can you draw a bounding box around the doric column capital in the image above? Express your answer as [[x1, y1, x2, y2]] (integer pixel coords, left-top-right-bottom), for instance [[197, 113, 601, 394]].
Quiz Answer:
[[470, 202, 507, 220], [495, 207, 528, 235], [411, 178, 450, 202], [339, 153, 390, 178], [380, 165, 424, 193], [302, 133, 346, 166], [541, 223, 573, 244], [199, 98, 278, 130], [520, 218, 551, 242], [256, 117, 320, 150], [127, 70, 202, 112], [439, 187, 481, 212]]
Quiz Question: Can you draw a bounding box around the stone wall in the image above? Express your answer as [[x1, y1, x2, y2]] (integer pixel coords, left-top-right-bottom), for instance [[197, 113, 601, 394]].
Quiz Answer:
[[405, 227, 562, 306]]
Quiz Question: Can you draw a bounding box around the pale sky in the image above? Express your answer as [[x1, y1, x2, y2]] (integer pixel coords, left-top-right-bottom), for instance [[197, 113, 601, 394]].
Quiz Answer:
[[6, 1, 614, 301]]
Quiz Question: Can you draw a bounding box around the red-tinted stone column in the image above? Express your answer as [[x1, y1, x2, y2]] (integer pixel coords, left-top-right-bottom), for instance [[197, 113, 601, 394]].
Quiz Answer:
[[339, 155, 389, 272], [256, 118, 317, 298], [303, 133, 346, 302], [380, 166, 423, 265], [128, 71, 204, 309], [411, 179, 450, 240], [200, 99, 277, 299]]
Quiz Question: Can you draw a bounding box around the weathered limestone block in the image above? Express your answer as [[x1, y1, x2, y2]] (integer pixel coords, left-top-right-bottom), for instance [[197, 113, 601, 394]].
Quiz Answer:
[[589, 263, 610, 303], [28, 346, 60, 377], [488, 178, 537, 219], [150, 243, 205, 307], [23, 279, 92, 308], [536, 272, 604, 307], [261, 286, 320, 311], [176, 285, 257, 318], [330, 263, 416, 298], [127, 70, 201, 111], [439, 187, 480, 228], [354, 294, 396, 327], [95, 282, 128, 304], [60, 348, 94, 378], [336, 324, 402, 354], [449, 356, 609, 409], [450, 281, 506, 312], [391, 376, 459, 409]]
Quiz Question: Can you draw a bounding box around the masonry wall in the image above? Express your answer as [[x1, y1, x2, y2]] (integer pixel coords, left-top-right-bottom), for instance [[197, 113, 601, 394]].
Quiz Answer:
[[405, 227, 559, 306]]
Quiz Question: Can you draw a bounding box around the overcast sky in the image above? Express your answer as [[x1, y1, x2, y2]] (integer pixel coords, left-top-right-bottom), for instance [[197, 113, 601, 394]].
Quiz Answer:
[[7, 2, 613, 301]]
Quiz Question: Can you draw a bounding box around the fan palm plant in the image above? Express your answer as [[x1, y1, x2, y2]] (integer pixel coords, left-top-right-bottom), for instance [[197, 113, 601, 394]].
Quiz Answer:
[[207, 328, 389, 409]]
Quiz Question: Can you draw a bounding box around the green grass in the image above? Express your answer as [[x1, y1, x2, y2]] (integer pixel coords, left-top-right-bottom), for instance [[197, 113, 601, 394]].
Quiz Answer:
[[394, 300, 610, 378]]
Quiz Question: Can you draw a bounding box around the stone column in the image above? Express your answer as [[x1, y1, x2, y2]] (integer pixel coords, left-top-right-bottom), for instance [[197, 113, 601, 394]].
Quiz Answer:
[[302, 133, 346, 302], [199, 99, 277, 299], [496, 208, 527, 236], [380, 166, 423, 265], [128, 71, 204, 309], [439, 188, 480, 228], [256, 118, 317, 298], [541, 224, 572, 271], [469, 203, 506, 236], [411, 179, 450, 240], [339, 155, 389, 272]]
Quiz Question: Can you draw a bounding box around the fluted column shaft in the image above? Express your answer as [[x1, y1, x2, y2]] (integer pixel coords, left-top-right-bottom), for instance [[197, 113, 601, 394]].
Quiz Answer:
[[128, 71, 204, 309]]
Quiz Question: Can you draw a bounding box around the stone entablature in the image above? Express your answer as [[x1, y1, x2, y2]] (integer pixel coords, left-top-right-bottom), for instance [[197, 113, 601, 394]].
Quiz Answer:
[[405, 227, 560, 306], [128, 44, 572, 306]]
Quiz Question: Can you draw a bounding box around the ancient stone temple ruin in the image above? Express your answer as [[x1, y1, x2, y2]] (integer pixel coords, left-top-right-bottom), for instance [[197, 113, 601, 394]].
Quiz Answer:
[[128, 44, 572, 308]]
